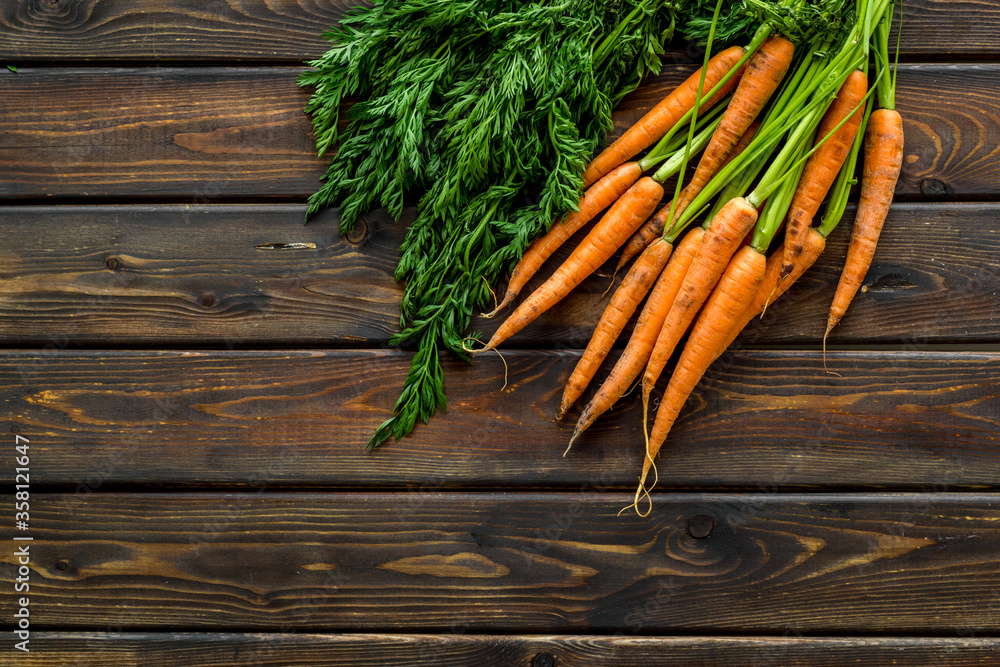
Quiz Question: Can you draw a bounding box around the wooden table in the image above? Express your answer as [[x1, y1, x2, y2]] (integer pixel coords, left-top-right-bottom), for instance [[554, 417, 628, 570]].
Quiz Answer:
[[2, 1, 999, 664]]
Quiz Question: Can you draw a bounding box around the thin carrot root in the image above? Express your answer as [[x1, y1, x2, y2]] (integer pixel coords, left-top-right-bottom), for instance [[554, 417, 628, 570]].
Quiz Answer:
[[486, 177, 663, 350], [485, 162, 643, 318], [821, 326, 841, 377]]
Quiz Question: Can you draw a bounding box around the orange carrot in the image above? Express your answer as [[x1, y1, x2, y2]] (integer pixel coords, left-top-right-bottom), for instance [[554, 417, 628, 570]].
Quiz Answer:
[[641, 196, 759, 406], [569, 226, 704, 445], [615, 192, 682, 274], [780, 70, 868, 281], [582, 46, 746, 188], [722, 227, 827, 356], [638, 244, 767, 494], [617, 120, 762, 272], [486, 162, 643, 317], [485, 177, 664, 350], [668, 36, 795, 225], [559, 238, 673, 420], [826, 108, 904, 337]]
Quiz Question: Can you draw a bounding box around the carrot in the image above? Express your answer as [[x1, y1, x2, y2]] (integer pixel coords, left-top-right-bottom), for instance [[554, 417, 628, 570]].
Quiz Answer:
[[825, 108, 903, 337], [485, 162, 642, 317], [640, 196, 759, 406], [615, 190, 684, 274], [559, 238, 673, 421], [637, 244, 767, 496], [485, 177, 664, 350], [581, 46, 746, 188], [636, 246, 767, 499], [569, 226, 704, 445], [667, 36, 795, 225], [617, 120, 763, 273], [780, 70, 868, 281], [723, 227, 827, 356]]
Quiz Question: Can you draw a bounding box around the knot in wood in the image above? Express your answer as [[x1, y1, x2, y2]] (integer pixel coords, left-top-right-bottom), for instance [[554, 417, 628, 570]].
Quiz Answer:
[[346, 218, 369, 246], [919, 178, 950, 197], [532, 653, 555, 667], [687, 513, 715, 539], [201, 293, 215, 308], [56, 560, 68, 571], [105, 257, 120, 271]]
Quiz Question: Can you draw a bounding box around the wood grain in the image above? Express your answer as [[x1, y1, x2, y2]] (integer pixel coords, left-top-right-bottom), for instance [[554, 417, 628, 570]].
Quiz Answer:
[[3, 349, 998, 489], [4, 492, 1000, 632], [0, 0, 994, 62], [1, 203, 996, 346], [0, 0, 346, 63], [0, 68, 325, 199], [2, 65, 999, 200], [17, 633, 1000, 666]]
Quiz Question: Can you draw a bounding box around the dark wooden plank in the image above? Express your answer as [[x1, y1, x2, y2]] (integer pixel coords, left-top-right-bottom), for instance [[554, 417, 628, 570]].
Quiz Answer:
[[888, 0, 1000, 60], [0, 0, 347, 63], [3, 349, 998, 488], [4, 492, 1000, 631], [18, 633, 1000, 666], [0, 205, 398, 347], [0, 68, 325, 199], [1, 65, 999, 200], [0, 0, 992, 62], [1, 203, 996, 347]]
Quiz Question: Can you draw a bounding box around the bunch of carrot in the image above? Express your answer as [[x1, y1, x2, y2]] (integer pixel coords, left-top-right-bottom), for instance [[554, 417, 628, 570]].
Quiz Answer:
[[482, 0, 904, 512]]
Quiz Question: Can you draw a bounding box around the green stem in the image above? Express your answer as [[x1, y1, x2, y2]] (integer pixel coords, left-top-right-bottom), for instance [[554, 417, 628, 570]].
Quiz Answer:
[[639, 100, 727, 170], [751, 140, 808, 252], [649, 112, 724, 181]]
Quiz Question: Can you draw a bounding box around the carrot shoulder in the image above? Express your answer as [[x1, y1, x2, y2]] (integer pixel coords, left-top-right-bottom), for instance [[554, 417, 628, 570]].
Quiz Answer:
[[780, 70, 867, 280], [581, 46, 746, 188], [485, 177, 663, 350], [638, 245, 767, 494], [569, 226, 704, 445], [826, 108, 904, 335], [487, 162, 642, 317], [559, 238, 673, 420]]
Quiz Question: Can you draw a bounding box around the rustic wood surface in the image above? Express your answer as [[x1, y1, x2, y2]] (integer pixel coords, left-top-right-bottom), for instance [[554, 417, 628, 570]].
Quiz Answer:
[[4, 492, 1000, 632], [15, 633, 1000, 666], [1, 203, 997, 346], [0, 0, 994, 62], [2, 64, 999, 200], [3, 349, 998, 489], [2, 0, 999, 662]]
